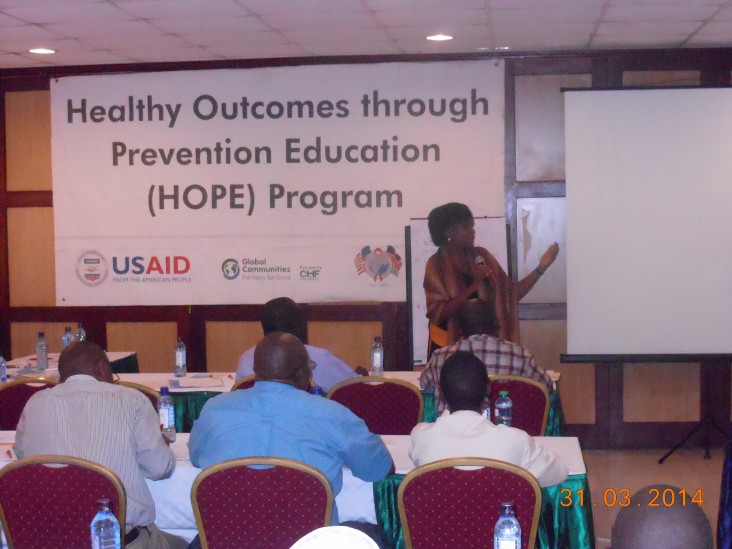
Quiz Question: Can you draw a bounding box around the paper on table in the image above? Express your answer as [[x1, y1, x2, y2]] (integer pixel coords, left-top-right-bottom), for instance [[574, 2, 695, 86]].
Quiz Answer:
[[172, 377, 224, 389]]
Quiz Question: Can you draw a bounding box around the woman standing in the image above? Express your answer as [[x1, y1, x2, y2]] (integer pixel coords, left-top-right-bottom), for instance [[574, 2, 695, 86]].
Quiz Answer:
[[424, 202, 558, 346]]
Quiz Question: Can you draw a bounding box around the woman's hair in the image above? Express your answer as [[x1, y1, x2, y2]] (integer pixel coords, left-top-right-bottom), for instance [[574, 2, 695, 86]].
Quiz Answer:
[[427, 202, 473, 247]]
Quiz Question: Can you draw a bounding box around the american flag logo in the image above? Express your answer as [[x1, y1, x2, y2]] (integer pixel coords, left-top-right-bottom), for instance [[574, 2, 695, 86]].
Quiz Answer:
[[354, 245, 402, 281]]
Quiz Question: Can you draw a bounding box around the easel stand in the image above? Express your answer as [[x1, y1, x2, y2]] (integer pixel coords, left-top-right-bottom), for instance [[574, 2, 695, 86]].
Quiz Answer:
[[659, 360, 730, 463]]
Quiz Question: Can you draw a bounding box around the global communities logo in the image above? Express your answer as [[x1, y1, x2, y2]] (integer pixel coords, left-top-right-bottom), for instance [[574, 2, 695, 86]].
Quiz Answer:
[[76, 251, 109, 287], [354, 245, 402, 281], [221, 258, 240, 280]]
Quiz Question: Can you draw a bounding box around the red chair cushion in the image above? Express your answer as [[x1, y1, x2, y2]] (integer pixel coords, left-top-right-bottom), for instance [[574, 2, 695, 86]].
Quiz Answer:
[[401, 465, 538, 549], [488, 379, 547, 436], [0, 383, 55, 430], [0, 461, 124, 548], [195, 464, 330, 549], [330, 381, 421, 435]]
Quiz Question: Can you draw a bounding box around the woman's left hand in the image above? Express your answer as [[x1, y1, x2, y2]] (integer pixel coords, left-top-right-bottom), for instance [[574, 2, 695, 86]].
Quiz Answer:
[[539, 242, 560, 271]]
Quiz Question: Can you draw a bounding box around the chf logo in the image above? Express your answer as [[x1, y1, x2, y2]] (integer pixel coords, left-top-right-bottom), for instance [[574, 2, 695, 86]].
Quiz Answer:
[[354, 246, 402, 282], [222, 258, 240, 280], [299, 266, 322, 280]]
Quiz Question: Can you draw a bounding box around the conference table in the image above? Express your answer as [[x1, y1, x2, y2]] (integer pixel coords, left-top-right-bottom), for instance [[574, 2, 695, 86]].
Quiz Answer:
[[6, 351, 140, 374], [114, 370, 565, 436], [0, 432, 593, 549]]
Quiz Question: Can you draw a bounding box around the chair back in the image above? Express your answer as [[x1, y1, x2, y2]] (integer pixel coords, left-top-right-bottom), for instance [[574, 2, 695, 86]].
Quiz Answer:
[[191, 456, 334, 549], [230, 374, 256, 391], [327, 377, 424, 435], [116, 380, 160, 410], [0, 455, 127, 549], [398, 457, 542, 549], [0, 377, 59, 430], [488, 375, 550, 436]]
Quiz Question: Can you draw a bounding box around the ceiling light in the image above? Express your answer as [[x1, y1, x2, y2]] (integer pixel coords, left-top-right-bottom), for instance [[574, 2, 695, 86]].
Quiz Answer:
[[495, 46, 511, 51], [426, 34, 453, 42], [29, 48, 55, 55]]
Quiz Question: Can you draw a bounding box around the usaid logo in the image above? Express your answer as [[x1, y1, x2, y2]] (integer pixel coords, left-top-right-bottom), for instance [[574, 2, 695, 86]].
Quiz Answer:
[[75, 251, 109, 287]]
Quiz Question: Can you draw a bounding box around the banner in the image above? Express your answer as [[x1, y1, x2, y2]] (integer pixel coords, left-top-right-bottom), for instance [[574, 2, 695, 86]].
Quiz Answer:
[[52, 60, 505, 305]]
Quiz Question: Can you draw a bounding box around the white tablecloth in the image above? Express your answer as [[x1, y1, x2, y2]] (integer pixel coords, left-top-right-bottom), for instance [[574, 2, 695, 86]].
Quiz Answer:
[[1, 431, 583, 544]]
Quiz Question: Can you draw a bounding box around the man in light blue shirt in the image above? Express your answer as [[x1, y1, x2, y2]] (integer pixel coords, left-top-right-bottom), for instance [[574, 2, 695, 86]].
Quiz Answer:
[[191, 332, 393, 525], [235, 297, 359, 392]]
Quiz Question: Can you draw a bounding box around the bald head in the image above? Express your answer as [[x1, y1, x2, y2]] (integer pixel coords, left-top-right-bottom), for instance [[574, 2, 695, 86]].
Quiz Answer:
[[611, 484, 712, 549], [58, 341, 113, 383], [253, 332, 311, 390], [456, 299, 500, 338]]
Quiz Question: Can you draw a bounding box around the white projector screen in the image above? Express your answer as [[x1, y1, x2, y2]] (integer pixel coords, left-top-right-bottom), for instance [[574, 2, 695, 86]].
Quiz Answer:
[[565, 88, 732, 356]]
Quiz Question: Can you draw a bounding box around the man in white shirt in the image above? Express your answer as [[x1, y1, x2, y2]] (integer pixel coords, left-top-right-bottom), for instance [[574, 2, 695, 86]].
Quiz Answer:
[[410, 350, 567, 487], [15, 341, 187, 549]]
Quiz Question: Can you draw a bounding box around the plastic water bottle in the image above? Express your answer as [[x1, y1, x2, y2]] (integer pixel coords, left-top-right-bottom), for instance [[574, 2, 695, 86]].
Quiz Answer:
[[0, 355, 7, 383], [494, 390, 513, 427], [90, 498, 121, 549], [76, 323, 87, 342], [35, 332, 49, 372], [370, 336, 384, 376], [61, 327, 76, 349], [174, 337, 187, 377], [494, 501, 521, 549], [158, 387, 176, 443]]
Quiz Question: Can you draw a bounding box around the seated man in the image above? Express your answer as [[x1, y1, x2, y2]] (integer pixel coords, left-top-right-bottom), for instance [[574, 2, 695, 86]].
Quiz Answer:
[[420, 299, 551, 411], [191, 332, 394, 523], [410, 351, 567, 487], [236, 296, 359, 392], [611, 484, 713, 549], [15, 341, 186, 549]]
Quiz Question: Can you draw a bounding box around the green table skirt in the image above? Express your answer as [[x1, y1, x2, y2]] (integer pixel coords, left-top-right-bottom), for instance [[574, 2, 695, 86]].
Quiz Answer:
[[374, 473, 595, 549], [171, 386, 566, 436], [171, 391, 219, 432], [109, 353, 139, 374]]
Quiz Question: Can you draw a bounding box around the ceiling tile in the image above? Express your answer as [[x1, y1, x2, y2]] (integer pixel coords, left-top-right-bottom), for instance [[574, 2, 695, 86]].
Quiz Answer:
[[597, 20, 701, 35], [3, 3, 130, 24], [81, 34, 192, 50], [262, 11, 381, 31], [118, 0, 250, 19], [376, 9, 489, 27], [300, 40, 402, 56], [282, 27, 392, 43], [605, 5, 720, 22], [182, 31, 289, 48], [493, 7, 603, 24], [238, 0, 367, 16], [150, 16, 271, 35], [209, 42, 311, 58], [366, 0, 486, 9], [46, 19, 169, 38]]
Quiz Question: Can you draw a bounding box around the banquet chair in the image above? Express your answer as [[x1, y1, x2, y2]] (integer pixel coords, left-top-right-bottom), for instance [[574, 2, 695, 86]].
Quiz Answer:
[[328, 377, 424, 435], [230, 374, 256, 391], [488, 375, 550, 436], [0, 455, 127, 549], [398, 457, 542, 549], [0, 377, 59, 430], [191, 456, 333, 549], [117, 380, 160, 410]]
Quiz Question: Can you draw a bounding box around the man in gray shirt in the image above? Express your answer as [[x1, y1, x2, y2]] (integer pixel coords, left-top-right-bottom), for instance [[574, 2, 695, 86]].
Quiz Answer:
[[15, 341, 186, 549]]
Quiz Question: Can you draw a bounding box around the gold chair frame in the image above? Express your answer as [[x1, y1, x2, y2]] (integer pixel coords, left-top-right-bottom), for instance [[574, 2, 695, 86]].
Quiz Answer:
[[0, 454, 127, 549], [488, 374, 551, 436], [116, 380, 161, 403], [0, 376, 59, 390], [230, 374, 256, 391], [191, 456, 334, 549], [397, 457, 542, 549]]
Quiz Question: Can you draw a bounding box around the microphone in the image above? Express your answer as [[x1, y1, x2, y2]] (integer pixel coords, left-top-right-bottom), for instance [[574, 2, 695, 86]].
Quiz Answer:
[[474, 256, 485, 266]]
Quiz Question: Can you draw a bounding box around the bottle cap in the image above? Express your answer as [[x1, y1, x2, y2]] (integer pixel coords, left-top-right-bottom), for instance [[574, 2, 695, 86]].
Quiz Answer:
[[499, 390, 509, 396], [39, 331, 44, 337], [374, 336, 382, 343], [160, 387, 169, 395]]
